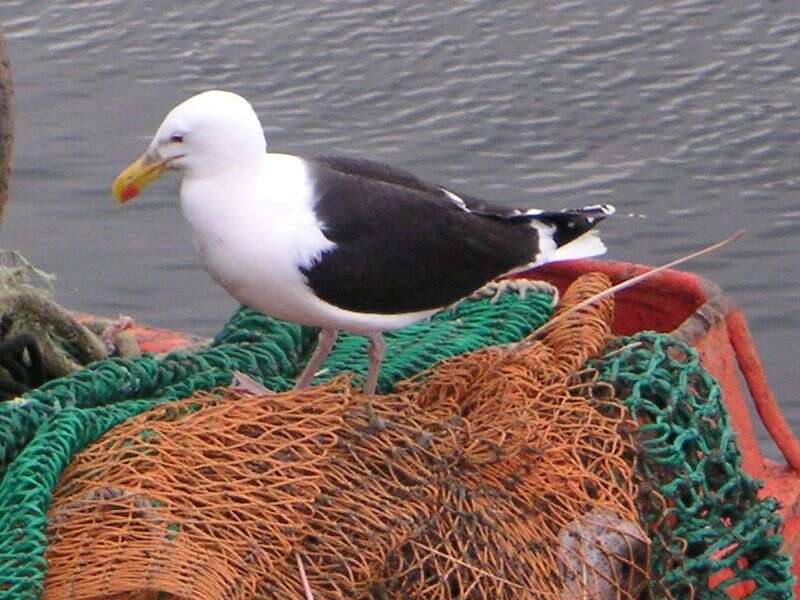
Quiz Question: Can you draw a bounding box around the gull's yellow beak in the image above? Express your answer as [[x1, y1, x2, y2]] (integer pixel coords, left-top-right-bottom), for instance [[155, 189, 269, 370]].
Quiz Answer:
[[111, 154, 169, 204]]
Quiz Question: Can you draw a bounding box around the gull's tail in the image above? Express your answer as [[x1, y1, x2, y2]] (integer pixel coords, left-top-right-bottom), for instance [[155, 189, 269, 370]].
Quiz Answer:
[[516, 204, 616, 266]]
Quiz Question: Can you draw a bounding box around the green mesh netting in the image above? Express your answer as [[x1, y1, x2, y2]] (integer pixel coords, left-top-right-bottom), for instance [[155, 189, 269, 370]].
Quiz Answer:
[[0, 289, 794, 599], [0, 289, 555, 599], [596, 333, 794, 599]]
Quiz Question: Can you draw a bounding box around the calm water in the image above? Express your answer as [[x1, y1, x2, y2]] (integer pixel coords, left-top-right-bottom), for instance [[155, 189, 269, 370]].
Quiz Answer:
[[1, 1, 798, 453]]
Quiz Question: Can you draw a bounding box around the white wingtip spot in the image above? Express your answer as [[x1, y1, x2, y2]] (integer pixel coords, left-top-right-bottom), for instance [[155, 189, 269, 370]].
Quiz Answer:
[[440, 187, 469, 212], [582, 203, 616, 216]]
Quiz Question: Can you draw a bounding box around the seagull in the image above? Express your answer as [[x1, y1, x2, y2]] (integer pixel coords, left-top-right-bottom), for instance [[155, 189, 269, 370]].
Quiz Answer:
[[111, 90, 614, 395]]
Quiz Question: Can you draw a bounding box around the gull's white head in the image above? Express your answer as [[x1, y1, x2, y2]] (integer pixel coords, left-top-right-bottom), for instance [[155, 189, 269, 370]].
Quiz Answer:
[[112, 90, 267, 203]]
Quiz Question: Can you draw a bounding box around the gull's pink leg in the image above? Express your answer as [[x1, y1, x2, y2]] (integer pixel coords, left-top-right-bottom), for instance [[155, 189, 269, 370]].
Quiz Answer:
[[363, 332, 386, 395], [294, 328, 338, 389]]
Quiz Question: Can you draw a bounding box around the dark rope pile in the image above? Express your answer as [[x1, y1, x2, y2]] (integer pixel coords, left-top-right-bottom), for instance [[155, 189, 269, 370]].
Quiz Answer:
[[0, 333, 45, 397], [0, 253, 141, 400]]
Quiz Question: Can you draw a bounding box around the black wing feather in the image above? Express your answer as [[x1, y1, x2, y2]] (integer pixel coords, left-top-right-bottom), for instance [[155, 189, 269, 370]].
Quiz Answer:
[[301, 157, 538, 314], [313, 155, 524, 218]]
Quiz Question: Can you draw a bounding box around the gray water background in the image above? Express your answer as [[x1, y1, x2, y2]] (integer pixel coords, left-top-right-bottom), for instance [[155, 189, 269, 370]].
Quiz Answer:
[[1, 1, 798, 454]]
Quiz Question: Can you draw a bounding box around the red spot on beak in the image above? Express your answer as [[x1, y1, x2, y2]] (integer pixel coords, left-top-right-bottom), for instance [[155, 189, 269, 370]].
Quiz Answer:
[[121, 185, 140, 202]]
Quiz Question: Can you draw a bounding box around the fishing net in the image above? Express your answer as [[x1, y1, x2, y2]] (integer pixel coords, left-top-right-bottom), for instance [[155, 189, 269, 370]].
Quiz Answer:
[[0, 273, 793, 599], [42, 272, 650, 600], [595, 334, 794, 599], [0, 279, 557, 599]]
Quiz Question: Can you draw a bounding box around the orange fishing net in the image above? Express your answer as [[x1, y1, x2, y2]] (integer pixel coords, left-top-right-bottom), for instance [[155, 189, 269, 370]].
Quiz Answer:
[[43, 273, 649, 599]]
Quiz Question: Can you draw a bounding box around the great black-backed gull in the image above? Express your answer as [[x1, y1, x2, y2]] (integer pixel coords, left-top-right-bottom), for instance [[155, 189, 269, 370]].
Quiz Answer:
[[111, 90, 614, 394]]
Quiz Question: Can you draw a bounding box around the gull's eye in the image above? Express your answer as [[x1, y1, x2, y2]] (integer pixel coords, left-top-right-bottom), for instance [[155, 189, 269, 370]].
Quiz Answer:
[[170, 133, 184, 143]]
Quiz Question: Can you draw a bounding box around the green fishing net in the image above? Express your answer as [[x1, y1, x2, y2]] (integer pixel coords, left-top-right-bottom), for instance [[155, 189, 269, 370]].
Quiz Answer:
[[0, 288, 555, 599], [0, 286, 794, 599], [595, 333, 794, 599]]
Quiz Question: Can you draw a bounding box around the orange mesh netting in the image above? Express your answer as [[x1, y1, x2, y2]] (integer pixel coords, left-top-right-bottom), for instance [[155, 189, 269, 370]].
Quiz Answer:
[[43, 273, 650, 599]]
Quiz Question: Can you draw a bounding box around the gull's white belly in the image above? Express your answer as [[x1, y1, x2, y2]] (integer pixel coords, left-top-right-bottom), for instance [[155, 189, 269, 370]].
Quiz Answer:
[[195, 230, 312, 322], [195, 229, 438, 333]]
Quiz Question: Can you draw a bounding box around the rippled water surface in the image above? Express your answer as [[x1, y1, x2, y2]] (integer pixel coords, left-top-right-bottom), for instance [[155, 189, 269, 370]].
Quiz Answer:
[[1, 1, 799, 450]]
